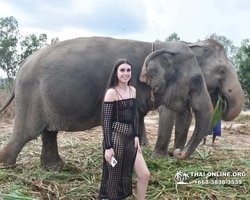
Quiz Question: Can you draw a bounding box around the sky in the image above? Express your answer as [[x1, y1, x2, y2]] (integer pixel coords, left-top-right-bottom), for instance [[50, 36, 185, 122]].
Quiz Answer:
[[0, 0, 250, 77]]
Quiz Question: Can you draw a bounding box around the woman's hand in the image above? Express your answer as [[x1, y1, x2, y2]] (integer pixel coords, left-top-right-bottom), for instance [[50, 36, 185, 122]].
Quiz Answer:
[[105, 148, 115, 165], [134, 137, 142, 153]]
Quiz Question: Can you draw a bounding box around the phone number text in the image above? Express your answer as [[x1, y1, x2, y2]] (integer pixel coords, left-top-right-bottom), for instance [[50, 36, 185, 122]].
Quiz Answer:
[[195, 179, 242, 185]]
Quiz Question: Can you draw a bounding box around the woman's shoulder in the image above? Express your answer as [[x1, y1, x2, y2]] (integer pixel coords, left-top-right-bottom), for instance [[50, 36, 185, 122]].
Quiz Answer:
[[129, 86, 136, 98], [104, 88, 118, 102]]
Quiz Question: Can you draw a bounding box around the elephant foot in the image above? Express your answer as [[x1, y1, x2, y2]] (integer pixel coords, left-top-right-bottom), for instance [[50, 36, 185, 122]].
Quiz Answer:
[[40, 156, 64, 168], [0, 147, 17, 165], [151, 151, 170, 159]]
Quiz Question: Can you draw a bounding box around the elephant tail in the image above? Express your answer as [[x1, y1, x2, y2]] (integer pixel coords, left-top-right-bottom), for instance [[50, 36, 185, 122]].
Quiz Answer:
[[0, 57, 29, 114], [0, 85, 15, 114]]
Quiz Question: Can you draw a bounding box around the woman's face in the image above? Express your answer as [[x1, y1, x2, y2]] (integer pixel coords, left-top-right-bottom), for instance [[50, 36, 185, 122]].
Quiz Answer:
[[117, 63, 131, 84]]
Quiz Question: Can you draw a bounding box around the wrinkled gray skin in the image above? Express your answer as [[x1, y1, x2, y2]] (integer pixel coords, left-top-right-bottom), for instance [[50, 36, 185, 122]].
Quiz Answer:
[[0, 37, 212, 166], [149, 39, 244, 158]]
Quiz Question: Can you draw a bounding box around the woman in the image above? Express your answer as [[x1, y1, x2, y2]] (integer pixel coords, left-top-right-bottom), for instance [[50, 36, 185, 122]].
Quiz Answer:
[[99, 59, 150, 200]]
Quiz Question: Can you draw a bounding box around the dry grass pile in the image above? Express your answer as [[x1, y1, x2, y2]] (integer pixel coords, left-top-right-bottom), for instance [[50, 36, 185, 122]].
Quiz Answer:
[[0, 91, 15, 123]]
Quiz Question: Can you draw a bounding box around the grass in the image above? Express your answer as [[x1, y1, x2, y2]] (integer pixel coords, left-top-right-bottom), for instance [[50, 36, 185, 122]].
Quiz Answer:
[[0, 136, 249, 200], [234, 114, 250, 124]]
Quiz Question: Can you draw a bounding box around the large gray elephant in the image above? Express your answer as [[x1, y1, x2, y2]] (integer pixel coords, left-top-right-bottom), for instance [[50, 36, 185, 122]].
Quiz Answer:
[[151, 39, 244, 158], [0, 37, 212, 166]]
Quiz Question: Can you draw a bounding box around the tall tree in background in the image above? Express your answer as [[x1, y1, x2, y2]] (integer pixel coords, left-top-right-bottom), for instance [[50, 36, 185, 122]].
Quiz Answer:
[[155, 32, 181, 42], [165, 32, 180, 41], [0, 16, 60, 91], [155, 39, 161, 43], [0, 16, 20, 90], [51, 37, 60, 44], [206, 33, 237, 64], [235, 39, 250, 108], [20, 34, 60, 63], [19, 33, 48, 62]]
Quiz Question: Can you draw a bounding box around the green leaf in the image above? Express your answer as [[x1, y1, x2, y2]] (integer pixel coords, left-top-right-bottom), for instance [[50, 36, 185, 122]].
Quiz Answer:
[[1, 190, 38, 200], [211, 95, 223, 127]]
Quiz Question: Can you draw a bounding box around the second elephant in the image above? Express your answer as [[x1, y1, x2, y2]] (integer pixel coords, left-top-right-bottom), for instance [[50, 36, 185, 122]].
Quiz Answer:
[[151, 39, 244, 158]]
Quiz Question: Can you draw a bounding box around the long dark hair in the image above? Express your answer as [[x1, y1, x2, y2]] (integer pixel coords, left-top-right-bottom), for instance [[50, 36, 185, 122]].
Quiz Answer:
[[106, 58, 133, 89]]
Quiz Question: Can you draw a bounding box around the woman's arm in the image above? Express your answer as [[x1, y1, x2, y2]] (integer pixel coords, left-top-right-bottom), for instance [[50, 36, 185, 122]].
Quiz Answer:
[[103, 89, 117, 164], [102, 89, 116, 149]]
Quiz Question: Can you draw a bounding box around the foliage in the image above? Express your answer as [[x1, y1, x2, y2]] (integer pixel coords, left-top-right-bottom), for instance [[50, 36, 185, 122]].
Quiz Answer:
[[155, 39, 161, 43], [165, 32, 180, 41], [19, 34, 48, 63], [212, 95, 223, 127], [0, 16, 60, 89], [195, 148, 211, 159], [0, 16, 20, 91], [0, 77, 14, 91], [51, 37, 60, 44], [205, 33, 237, 64], [1, 190, 38, 200], [0, 78, 8, 90], [234, 114, 250, 123], [19, 34, 60, 64], [235, 39, 250, 108], [155, 32, 181, 43]]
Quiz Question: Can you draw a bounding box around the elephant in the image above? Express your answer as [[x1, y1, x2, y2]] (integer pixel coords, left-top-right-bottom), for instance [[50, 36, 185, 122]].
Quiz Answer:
[[0, 37, 212, 167], [150, 39, 244, 158]]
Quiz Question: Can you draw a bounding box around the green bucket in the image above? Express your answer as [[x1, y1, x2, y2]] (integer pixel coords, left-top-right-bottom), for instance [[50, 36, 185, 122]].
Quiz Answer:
[[243, 108, 247, 111]]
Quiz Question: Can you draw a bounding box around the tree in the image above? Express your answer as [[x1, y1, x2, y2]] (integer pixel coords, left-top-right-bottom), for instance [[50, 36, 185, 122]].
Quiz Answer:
[[155, 32, 181, 43], [165, 32, 180, 41], [235, 39, 250, 108], [206, 33, 237, 63], [155, 39, 162, 43], [19, 33, 48, 62], [0, 16, 20, 90], [0, 16, 61, 91], [51, 37, 60, 44], [19, 34, 60, 63]]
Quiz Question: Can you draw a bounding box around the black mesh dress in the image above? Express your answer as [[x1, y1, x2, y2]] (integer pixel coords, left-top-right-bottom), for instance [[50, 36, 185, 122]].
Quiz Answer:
[[99, 96, 139, 200]]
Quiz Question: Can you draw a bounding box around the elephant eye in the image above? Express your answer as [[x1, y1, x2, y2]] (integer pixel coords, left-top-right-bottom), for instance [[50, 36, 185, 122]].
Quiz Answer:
[[147, 67, 157, 76], [190, 74, 202, 90], [219, 70, 225, 74]]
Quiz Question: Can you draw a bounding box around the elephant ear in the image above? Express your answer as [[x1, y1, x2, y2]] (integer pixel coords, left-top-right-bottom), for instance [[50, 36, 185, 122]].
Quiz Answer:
[[140, 48, 177, 93], [188, 41, 210, 66], [188, 41, 209, 50]]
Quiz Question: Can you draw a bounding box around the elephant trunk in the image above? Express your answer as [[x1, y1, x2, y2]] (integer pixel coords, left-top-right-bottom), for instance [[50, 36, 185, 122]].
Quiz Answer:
[[222, 68, 244, 121], [174, 87, 212, 159]]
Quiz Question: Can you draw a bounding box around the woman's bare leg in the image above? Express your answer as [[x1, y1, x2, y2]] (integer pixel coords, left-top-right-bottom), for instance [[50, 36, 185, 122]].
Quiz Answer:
[[134, 152, 150, 200]]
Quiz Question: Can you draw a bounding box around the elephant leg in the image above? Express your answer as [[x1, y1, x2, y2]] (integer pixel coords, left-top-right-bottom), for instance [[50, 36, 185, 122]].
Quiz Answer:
[[152, 105, 174, 158], [0, 135, 30, 164], [40, 130, 64, 167], [138, 114, 148, 145], [174, 107, 192, 150], [0, 118, 40, 164]]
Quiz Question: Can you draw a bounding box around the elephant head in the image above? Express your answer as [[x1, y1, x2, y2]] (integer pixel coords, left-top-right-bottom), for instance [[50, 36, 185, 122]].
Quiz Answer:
[[140, 42, 212, 159], [188, 40, 244, 121]]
